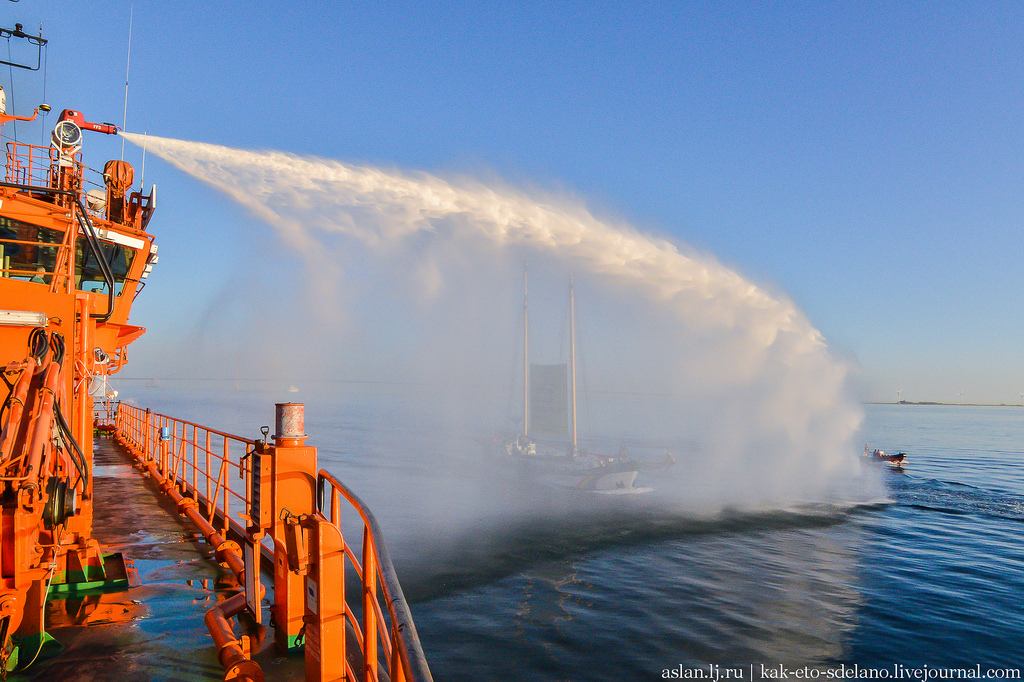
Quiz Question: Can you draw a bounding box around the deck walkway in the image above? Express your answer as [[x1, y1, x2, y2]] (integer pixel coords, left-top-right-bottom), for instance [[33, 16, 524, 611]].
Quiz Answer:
[[18, 435, 304, 681]]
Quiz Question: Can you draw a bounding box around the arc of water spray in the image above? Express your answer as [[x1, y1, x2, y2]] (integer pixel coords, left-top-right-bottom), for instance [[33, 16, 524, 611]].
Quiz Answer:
[[120, 132, 867, 500], [121, 133, 820, 354]]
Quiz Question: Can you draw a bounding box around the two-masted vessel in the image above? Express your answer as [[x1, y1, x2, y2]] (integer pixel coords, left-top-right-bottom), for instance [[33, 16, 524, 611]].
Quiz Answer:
[[492, 270, 673, 494], [0, 23, 430, 681]]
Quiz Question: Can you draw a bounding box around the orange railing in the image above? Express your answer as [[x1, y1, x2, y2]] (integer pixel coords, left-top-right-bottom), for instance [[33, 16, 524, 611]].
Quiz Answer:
[[4, 142, 85, 196], [318, 469, 432, 682], [113, 404, 250, 537], [0, 142, 99, 289], [111, 402, 432, 682], [4, 141, 61, 188]]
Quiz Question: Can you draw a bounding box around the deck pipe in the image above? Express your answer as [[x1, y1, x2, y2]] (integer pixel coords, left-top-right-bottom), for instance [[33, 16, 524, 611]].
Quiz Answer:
[[130, 428, 265, 682], [139, 454, 247, 579], [0, 357, 36, 468], [204, 591, 263, 682], [24, 358, 62, 482]]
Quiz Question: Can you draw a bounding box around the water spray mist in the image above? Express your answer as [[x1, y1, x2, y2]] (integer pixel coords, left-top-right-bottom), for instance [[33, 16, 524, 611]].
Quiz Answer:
[[121, 132, 873, 508]]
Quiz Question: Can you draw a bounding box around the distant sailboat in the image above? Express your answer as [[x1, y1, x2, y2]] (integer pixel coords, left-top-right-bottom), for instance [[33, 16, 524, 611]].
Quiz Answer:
[[496, 270, 673, 494]]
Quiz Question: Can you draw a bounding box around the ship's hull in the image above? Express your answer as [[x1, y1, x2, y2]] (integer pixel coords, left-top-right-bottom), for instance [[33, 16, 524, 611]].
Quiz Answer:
[[491, 436, 650, 494]]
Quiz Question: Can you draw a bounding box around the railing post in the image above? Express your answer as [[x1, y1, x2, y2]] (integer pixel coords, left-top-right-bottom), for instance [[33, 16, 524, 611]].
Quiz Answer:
[[363, 528, 378, 679], [159, 425, 171, 481], [222, 437, 230, 534], [159, 419, 166, 474], [143, 408, 152, 461], [205, 430, 212, 510], [171, 421, 179, 482], [191, 424, 198, 495], [392, 629, 407, 682]]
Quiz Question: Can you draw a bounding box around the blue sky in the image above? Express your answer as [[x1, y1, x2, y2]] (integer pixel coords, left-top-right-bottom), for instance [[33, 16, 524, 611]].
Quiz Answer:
[[4, 1, 1024, 404]]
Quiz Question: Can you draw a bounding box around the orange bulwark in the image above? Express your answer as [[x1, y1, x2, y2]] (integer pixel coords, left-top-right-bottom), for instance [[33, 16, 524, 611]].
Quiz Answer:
[[0, 58, 431, 680]]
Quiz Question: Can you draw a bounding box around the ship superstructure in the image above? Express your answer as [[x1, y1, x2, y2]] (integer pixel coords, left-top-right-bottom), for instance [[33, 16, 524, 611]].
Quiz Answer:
[[0, 97, 156, 668], [0, 23, 430, 681]]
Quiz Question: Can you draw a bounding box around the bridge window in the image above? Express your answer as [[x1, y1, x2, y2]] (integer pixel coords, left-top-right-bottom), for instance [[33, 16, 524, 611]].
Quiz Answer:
[[75, 237, 136, 296], [0, 216, 61, 282]]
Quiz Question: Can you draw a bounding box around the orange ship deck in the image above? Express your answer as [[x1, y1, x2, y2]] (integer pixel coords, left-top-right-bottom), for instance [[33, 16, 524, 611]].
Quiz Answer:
[[20, 434, 305, 682]]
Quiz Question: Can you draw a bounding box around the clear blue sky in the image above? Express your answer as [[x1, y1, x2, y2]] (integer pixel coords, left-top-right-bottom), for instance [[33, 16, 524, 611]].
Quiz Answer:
[[5, 1, 1023, 404]]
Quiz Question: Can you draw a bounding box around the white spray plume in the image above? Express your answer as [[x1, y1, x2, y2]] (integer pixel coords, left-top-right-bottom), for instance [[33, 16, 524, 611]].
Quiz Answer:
[[122, 132, 871, 507]]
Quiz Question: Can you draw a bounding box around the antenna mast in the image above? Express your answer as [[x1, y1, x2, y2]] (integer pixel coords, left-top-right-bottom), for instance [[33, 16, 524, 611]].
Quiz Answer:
[[120, 5, 133, 159], [523, 264, 529, 438], [569, 278, 578, 455]]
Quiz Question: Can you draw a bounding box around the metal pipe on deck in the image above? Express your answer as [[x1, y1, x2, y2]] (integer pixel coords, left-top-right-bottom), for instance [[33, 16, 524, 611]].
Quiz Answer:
[[143, 445, 247, 580], [204, 592, 263, 682], [138, 429, 266, 681], [0, 357, 36, 466], [24, 359, 62, 480]]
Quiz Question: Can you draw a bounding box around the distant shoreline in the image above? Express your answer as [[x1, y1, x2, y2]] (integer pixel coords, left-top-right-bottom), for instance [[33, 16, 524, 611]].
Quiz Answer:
[[867, 401, 1024, 407], [110, 378, 1024, 408]]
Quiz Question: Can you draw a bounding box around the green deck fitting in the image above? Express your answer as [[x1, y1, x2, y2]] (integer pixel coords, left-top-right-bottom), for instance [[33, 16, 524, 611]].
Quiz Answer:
[[47, 552, 134, 598], [7, 631, 61, 671], [46, 575, 131, 598]]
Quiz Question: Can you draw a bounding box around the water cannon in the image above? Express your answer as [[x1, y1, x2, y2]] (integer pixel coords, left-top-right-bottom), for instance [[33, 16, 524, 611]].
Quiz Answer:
[[57, 109, 119, 135]]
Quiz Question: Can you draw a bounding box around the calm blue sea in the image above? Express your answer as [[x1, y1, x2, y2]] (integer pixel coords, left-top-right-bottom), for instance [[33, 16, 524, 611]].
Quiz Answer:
[[122, 386, 1024, 680]]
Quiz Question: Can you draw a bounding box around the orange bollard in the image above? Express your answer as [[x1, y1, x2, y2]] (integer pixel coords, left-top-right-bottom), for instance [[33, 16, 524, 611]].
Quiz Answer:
[[267, 403, 318, 654]]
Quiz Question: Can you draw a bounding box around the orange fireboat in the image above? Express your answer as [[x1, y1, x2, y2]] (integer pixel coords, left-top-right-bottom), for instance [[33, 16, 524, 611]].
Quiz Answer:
[[0, 24, 430, 681]]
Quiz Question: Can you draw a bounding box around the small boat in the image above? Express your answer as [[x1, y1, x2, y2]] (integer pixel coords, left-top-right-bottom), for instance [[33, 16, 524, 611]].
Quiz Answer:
[[491, 271, 674, 494], [864, 445, 907, 469]]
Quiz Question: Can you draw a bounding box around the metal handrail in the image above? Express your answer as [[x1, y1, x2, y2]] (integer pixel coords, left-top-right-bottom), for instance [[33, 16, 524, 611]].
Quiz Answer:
[[115, 405, 251, 528], [111, 402, 432, 682], [317, 469, 433, 682], [4, 142, 65, 188]]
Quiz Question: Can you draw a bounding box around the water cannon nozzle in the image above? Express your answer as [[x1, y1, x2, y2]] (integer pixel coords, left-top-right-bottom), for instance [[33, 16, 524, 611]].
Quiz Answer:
[[58, 109, 119, 136]]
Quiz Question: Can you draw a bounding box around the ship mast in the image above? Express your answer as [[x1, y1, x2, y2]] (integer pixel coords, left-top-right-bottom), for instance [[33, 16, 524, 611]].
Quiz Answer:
[[522, 265, 529, 438], [569, 278, 578, 455]]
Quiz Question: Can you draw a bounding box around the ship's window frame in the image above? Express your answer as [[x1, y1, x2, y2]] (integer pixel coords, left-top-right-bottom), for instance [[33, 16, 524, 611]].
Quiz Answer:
[[74, 237, 136, 296], [0, 215, 63, 284]]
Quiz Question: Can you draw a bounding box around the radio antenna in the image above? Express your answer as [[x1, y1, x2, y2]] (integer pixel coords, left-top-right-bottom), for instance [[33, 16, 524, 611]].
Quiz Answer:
[[139, 132, 147, 189], [120, 5, 133, 159]]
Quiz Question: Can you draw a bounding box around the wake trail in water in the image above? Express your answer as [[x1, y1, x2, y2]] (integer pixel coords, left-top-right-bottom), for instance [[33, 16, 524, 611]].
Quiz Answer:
[[893, 476, 1024, 522], [122, 132, 874, 506], [396, 500, 877, 602]]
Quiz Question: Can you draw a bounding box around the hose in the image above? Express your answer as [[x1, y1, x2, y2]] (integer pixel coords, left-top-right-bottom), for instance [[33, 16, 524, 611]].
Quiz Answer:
[[42, 333, 86, 490], [28, 328, 48, 364], [0, 329, 49, 458], [53, 401, 87, 492], [47, 333, 64, 368]]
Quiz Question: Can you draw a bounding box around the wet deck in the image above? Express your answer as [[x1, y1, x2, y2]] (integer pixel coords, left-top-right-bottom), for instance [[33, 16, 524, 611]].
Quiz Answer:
[[18, 435, 305, 682]]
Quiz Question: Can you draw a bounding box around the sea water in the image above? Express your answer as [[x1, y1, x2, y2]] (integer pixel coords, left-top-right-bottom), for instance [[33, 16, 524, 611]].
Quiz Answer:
[[119, 386, 1024, 680]]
